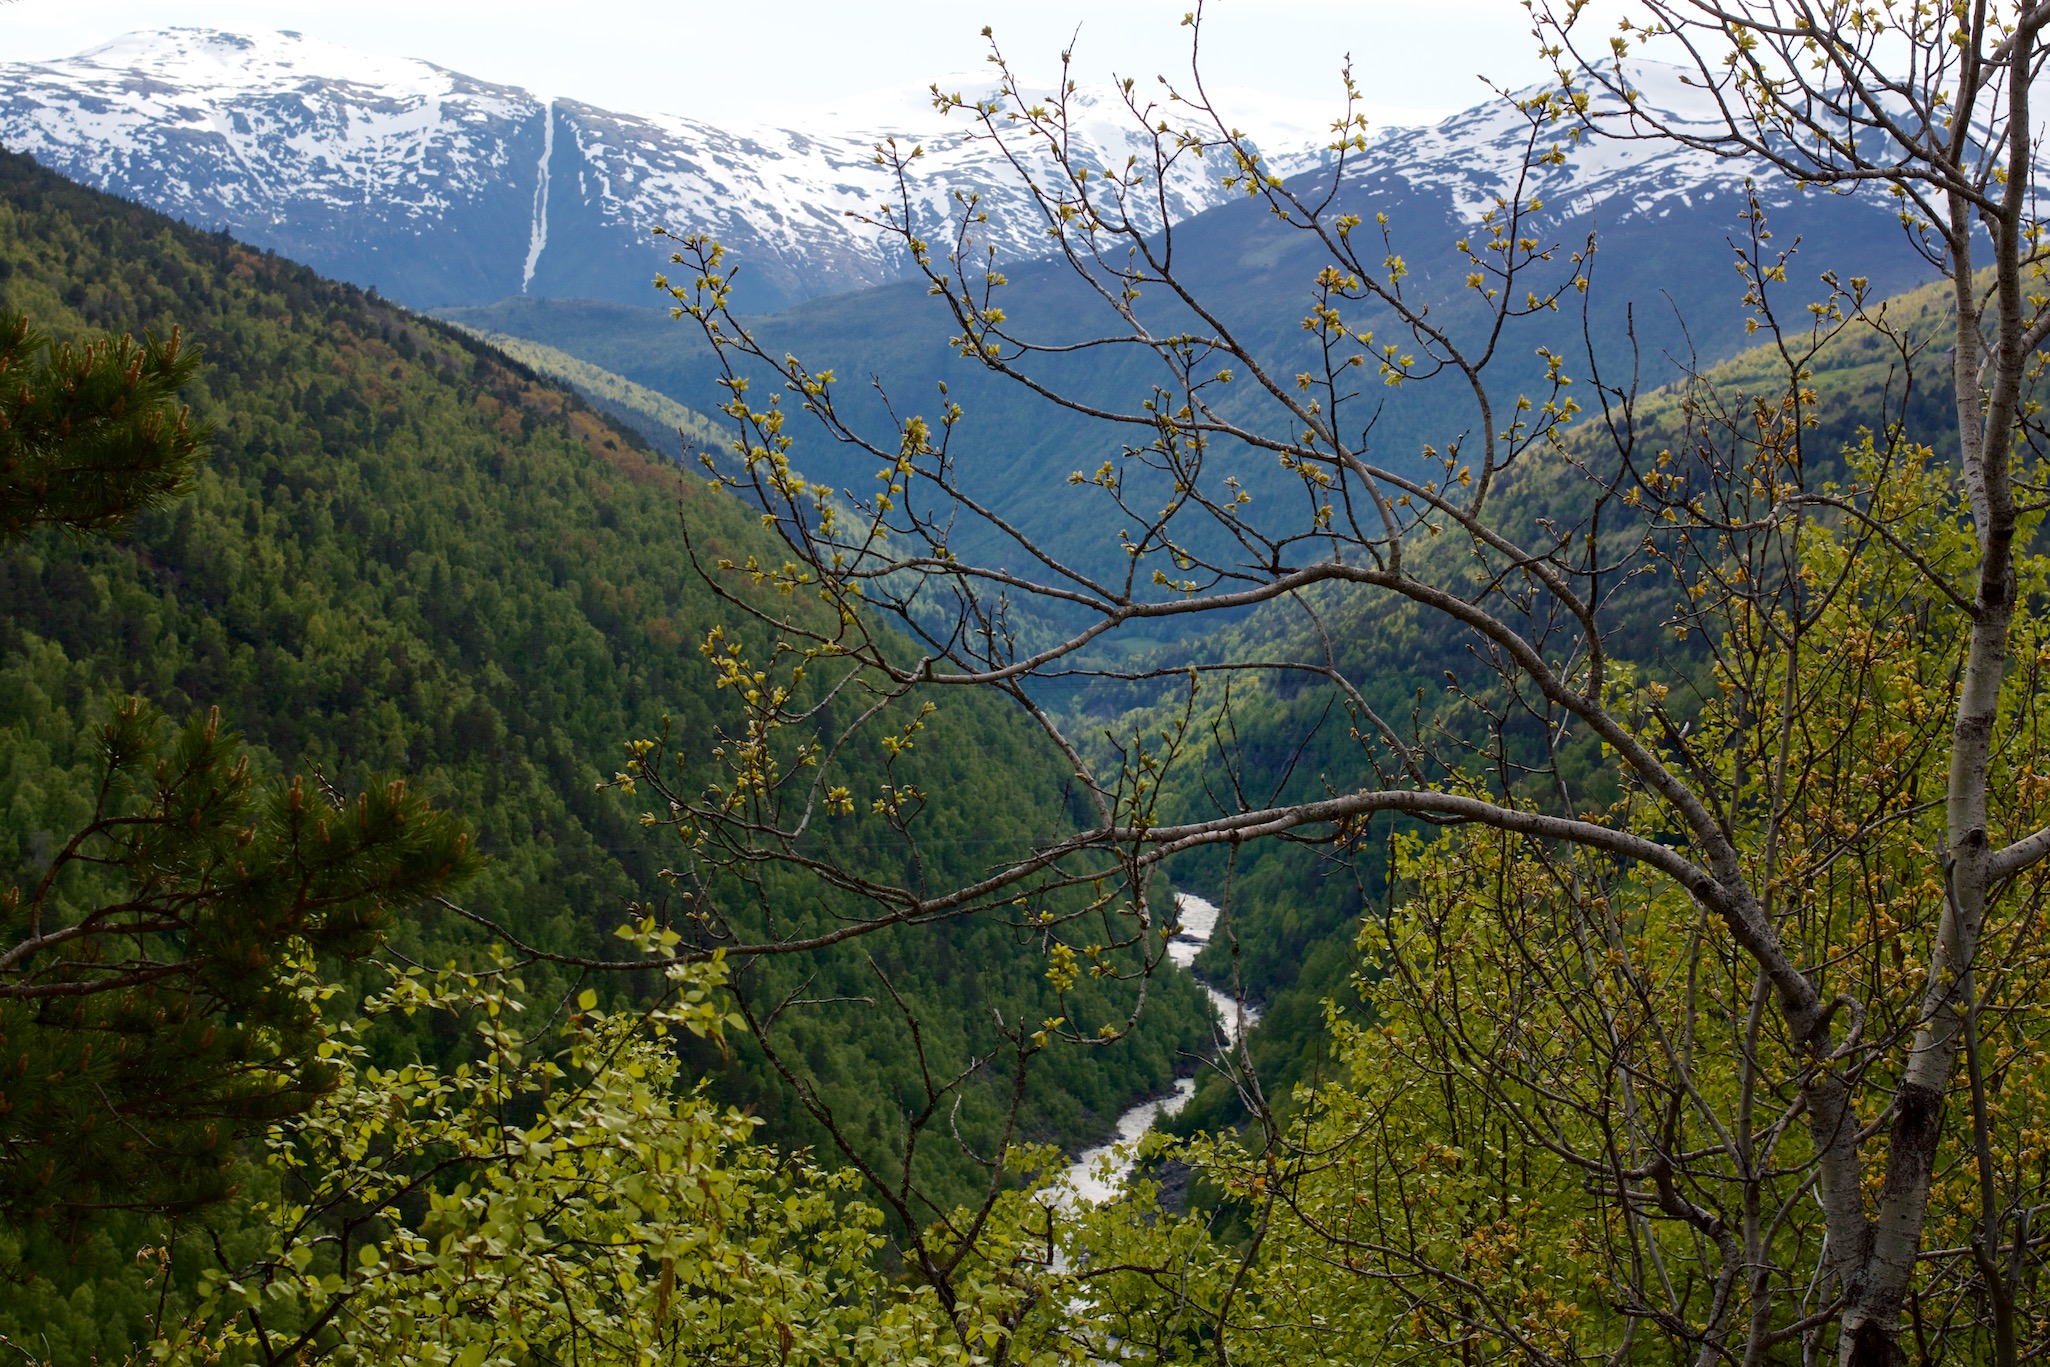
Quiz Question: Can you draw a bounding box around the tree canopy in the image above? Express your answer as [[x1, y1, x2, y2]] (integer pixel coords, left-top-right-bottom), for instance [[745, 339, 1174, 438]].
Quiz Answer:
[[645, 2, 2050, 1362], [10, 2, 2050, 1364]]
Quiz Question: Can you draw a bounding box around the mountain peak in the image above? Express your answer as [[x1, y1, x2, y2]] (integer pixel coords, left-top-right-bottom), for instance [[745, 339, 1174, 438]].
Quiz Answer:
[[0, 32, 1885, 315], [57, 27, 488, 100], [0, 27, 1342, 313]]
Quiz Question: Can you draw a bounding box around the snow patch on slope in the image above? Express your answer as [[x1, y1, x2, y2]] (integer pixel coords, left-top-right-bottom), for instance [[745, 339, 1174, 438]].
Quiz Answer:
[[0, 29, 1892, 310], [0, 25, 1343, 295], [1342, 58, 1767, 231], [0, 27, 540, 228]]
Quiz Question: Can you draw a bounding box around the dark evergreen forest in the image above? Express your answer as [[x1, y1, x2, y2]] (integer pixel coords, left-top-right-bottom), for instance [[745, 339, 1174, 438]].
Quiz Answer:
[[0, 149, 1208, 1360]]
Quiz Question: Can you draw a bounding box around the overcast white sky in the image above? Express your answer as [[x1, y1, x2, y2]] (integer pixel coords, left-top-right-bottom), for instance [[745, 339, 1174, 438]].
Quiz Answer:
[[0, 1, 1552, 130]]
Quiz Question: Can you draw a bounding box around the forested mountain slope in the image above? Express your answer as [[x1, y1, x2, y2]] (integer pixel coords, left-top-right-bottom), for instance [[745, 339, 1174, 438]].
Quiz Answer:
[[447, 168, 1935, 602], [0, 146, 1209, 1355], [1126, 267, 1981, 1133], [442, 323, 727, 459]]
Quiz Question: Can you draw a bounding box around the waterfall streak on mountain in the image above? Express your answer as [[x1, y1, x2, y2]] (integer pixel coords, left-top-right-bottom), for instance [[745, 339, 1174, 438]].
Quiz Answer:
[[522, 101, 552, 293]]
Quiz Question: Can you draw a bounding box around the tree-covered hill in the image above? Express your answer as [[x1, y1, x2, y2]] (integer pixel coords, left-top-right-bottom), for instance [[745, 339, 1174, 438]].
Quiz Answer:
[[0, 145, 1208, 1275], [441, 322, 730, 462], [441, 166, 1936, 614], [1111, 267, 1986, 1135]]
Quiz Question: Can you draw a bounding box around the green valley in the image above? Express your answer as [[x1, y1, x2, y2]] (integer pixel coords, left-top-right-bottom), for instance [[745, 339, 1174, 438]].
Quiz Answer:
[[0, 148, 1208, 1360]]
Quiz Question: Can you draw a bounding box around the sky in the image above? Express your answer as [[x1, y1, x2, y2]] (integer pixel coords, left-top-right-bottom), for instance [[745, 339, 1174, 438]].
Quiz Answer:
[[0, 0, 1555, 132]]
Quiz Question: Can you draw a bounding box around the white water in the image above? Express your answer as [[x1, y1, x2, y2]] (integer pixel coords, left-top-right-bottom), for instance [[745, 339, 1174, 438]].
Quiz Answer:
[[1060, 893, 1260, 1205], [521, 100, 553, 292]]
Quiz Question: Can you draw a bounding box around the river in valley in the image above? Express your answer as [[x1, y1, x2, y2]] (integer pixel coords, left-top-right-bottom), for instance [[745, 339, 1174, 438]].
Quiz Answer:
[[1061, 892, 1260, 1204]]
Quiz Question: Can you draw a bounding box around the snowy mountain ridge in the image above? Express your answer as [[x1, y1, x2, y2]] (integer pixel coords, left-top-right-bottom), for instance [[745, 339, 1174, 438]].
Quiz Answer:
[[0, 28, 1344, 312], [0, 28, 1883, 314]]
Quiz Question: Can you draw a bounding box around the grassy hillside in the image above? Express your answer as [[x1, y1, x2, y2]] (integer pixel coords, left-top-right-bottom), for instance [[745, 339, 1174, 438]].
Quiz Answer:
[[0, 145, 1210, 1343], [442, 321, 730, 461]]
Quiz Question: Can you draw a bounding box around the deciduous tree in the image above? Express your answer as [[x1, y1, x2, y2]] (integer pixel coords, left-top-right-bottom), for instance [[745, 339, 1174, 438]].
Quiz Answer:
[[650, 3, 2050, 1360]]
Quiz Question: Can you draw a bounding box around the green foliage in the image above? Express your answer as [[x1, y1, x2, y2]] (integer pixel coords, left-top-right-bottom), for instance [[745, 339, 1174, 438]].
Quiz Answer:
[[169, 958, 1027, 1367], [0, 697, 474, 1222], [1035, 447, 2050, 1364], [0, 147, 1210, 1355], [0, 310, 208, 542]]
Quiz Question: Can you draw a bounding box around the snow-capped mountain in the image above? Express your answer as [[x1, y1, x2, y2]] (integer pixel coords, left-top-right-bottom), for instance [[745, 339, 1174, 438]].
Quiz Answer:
[[0, 28, 1961, 325], [0, 30, 549, 309], [1356, 60, 1764, 227], [1343, 58, 1895, 234], [0, 28, 1333, 313]]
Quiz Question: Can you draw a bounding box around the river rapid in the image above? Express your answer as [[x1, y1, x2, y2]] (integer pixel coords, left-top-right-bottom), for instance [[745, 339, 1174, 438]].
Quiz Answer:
[[1061, 892, 1259, 1204]]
